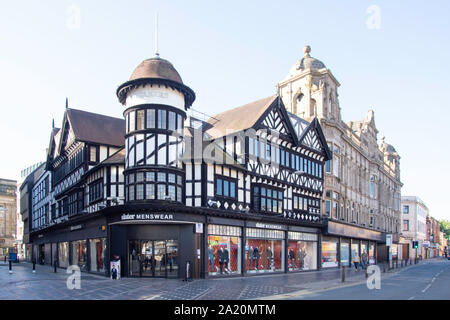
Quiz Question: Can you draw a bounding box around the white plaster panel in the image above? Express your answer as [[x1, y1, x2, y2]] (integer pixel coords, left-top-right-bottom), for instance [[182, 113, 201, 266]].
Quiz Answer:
[[125, 86, 185, 109]]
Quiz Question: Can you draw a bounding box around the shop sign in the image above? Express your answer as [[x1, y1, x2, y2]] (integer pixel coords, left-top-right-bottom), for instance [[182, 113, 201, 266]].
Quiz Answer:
[[195, 223, 203, 233], [70, 224, 84, 231], [254, 222, 284, 230], [120, 213, 174, 221], [386, 234, 392, 246]]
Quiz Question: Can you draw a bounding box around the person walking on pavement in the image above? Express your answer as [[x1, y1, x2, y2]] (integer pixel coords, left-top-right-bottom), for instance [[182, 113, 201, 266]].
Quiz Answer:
[[361, 250, 368, 270], [353, 253, 360, 271]]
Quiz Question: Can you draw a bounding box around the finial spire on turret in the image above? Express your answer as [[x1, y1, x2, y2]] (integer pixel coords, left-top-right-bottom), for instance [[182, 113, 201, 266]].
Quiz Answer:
[[155, 12, 160, 58], [52, 118, 54, 129], [303, 45, 311, 57], [65, 97, 68, 109]]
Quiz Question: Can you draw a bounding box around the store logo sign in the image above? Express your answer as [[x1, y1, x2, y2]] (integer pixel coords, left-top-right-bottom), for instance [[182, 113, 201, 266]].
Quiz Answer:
[[70, 224, 84, 231], [121, 213, 174, 221], [255, 223, 283, 230]]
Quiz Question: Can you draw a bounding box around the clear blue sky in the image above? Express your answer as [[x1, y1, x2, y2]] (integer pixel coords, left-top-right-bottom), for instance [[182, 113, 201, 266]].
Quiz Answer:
[[1, 1, 449, 220]]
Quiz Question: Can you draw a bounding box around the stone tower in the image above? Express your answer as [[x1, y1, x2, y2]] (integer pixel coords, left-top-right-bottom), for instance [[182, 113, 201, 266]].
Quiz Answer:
[[278, 45, 341, 123]]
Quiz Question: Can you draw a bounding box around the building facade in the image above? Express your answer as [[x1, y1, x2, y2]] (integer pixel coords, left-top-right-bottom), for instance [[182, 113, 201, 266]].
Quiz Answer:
[[426, 215, 440, 258], [279, 46, 402, 266], [400, 196, 428, 260], [0, 178, 17, 257], [24, 53, 334, 279], [19, 163, 46, 261]]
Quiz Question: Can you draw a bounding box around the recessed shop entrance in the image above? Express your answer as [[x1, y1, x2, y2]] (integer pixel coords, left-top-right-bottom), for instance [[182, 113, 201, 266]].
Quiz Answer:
[[128, 239, 179, 278]]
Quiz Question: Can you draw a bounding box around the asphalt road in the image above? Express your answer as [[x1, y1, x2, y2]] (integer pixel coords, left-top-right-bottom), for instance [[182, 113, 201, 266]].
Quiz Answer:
[[288, 259, 450, 300]]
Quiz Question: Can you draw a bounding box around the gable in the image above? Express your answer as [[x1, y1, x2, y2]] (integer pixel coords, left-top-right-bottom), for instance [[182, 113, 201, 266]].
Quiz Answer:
[[302, 127, 322, 152], [254, 97, 299, 145], [298, 118, 332, 160]]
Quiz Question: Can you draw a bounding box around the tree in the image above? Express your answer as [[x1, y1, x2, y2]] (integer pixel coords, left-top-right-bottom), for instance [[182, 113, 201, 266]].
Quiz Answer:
[[440, 220, 450, 240]]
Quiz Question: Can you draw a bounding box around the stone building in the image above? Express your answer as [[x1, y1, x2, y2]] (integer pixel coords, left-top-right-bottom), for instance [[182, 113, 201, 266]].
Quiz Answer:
[[279, 46, 402, 265], [426, 214, 440, 258], [0, 178, 17, 257], [400, 196, 428, 260]]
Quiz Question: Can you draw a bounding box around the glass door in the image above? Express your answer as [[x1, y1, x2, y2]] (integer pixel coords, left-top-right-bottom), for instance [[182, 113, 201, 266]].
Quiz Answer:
[[154, 241, 166, 277], [141, 241, 154, 277], [128, 240, 179, 278], [166, 240, 179, 278], [129, 240, 141, 277]]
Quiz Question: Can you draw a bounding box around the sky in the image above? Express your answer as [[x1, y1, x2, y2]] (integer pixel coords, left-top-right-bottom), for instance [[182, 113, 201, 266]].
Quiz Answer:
[[0, 1, 449, 220]]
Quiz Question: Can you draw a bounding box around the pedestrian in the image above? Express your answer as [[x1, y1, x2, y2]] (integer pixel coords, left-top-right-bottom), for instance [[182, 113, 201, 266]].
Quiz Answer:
[[361, 251, 368, 270], [353, 253, 360, 271]]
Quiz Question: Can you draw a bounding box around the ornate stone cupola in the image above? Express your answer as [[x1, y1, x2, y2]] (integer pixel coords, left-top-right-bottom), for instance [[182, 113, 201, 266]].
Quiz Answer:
[[117, 56, 196, 203], [278, 45, 341, 123]]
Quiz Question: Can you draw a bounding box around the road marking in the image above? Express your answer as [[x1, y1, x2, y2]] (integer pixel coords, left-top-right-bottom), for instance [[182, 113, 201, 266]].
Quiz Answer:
[[422, 284, 431, 293], [408, 296, 415, 300], [431, 277, 436, 282]]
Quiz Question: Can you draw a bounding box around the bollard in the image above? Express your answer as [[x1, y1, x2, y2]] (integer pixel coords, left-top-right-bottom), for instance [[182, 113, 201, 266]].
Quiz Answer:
[[341, 266, 346, 282], [365, 266, 368, 279], [32, 261, 36, 273], [383, 262, 386, 273], [9, 260, 12, 274], [396, 260, 398, 269], [54, 261, 57, 273]]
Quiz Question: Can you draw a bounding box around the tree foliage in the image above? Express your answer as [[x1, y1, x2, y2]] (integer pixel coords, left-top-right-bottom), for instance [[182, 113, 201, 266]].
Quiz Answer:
[[440, 220, 450, 240]]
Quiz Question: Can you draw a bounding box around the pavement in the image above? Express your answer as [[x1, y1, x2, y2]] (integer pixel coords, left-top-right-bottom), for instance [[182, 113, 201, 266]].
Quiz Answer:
[[0, 259, 439, 300]]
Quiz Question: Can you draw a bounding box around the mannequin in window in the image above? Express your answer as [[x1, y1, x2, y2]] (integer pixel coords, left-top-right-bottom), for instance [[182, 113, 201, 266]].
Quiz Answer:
[[289, 248, 295, 269], [218, 247, 225, 274], [253, 246, 260, 270], [266, 247, 273, 270], [297, 245, 307, 270], [208, 246, 215, 272], [223, 247, 230, 274], [248, 246, 254, 270]]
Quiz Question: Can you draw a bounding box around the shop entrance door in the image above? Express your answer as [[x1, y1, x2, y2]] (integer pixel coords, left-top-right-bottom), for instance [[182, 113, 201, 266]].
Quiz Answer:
[[128, 240, 178, 278]]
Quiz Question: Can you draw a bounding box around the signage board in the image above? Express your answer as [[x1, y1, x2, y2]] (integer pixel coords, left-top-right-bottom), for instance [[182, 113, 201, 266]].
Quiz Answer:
[[110, 260, 121, 280], [120, 213, 174, 221], [195, 223, 203, 233], [386, 234, 393, 246]]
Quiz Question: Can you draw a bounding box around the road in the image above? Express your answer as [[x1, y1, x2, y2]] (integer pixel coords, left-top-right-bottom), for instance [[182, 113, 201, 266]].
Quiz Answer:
[[287, 259, 450, 300]]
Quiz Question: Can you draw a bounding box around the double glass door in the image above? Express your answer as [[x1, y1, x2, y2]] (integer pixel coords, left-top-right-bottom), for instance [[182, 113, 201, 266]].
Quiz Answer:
[[129, 240, 178, 278]]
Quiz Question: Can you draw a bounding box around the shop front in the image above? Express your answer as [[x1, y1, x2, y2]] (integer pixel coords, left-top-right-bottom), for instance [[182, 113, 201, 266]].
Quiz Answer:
[[322, 221, 384, 268], [321, 236, 339, 268], [108, 211, 204, 279], [287, 231, 318, 271], [245, 227, 285, 274], [30, 216, 108, 274], [207, 224, 242, 276]]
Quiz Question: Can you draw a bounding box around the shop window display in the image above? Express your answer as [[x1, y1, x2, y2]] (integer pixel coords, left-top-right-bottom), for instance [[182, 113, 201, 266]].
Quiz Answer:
[[71, 240, 88, 271], [321, 237, 338, 268], [58, 242, 69, 268], [246, 228, 285, 273], [369, 243, 376, 264], [287, 232, 318, 271], [207, 225, 241, 276], [89, 238, 106, 273], [351, 241, 360, 263], [361, 241, 369, 263], [340, 240, 350, 266]]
